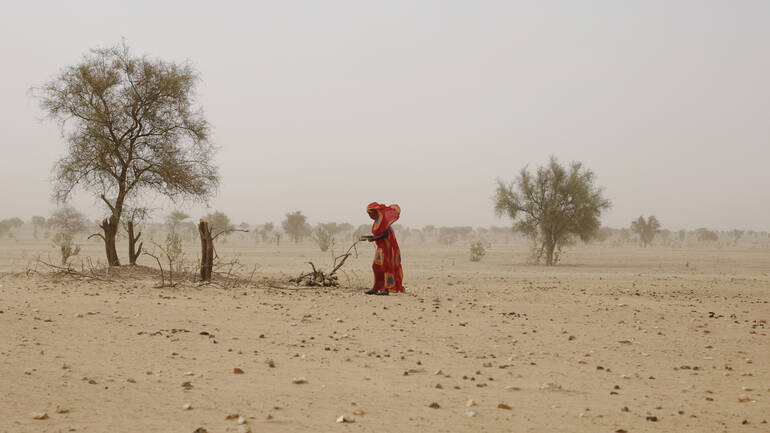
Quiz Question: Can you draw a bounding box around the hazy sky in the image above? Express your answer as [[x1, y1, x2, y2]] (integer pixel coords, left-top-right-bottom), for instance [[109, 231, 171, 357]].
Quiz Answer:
[[1, 1, 768, 230]]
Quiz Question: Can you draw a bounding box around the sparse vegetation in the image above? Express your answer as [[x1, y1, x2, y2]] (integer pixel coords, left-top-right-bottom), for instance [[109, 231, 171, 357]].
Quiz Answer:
[[470, 241, 487, 262], [494, 156, 610, 265], [631, 215, 661, 247], [34, 41, 219, 265], [48, 206, 88, 265], [312, 225, 335, 252], [282, 211, 311, 243]]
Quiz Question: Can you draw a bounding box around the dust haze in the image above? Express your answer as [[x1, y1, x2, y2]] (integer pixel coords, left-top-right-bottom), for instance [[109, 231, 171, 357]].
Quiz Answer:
[[1, 2, 769, 433], [1, 1, 769, 230]]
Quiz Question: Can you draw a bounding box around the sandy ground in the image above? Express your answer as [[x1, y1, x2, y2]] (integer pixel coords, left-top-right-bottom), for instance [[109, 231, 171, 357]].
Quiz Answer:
[[0, 237, 768, 432]]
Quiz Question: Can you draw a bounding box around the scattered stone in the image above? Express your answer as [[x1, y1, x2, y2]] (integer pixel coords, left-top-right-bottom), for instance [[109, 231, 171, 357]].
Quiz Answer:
[[429, 402, 440, 409], [182, 381, 193, 390], [225, 414, 239, 420], [237, 416, 247, 424], [193, 428, 208, 433], [540, 382, 562, 391], [183, 403, 192, 410], [55, 405, 69, 414], [127, 378, 136, 383], [466, 399, 476, 407], [233, 368, 245, 374], [646, 416, 658, 422], [465, 411, 478, 417], [738, 394, 751, 402], [292, 377, 308, 384], [352, 409, 365, 416], [504, 385, 521, 391], [32, 412, 48, 420], [265, 359, 276, 368], [336, 415, 355, 423], [497, 402, 512, 410]]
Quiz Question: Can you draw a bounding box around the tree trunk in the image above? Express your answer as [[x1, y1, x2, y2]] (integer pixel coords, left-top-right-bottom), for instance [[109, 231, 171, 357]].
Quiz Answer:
[[101, 217, 120, 266], [545, 240, 555, 266], [198, 219, 214, 282], [127, 221, 143, 265]]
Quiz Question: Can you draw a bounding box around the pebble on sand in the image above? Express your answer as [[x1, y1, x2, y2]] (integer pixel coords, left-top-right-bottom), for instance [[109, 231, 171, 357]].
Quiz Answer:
[[738, 394, 751, 402], [429, 402, 440, 409], [336, 415, 355, 423], [465, 411, 478, 417], [183, 403, 192, 410], [292, 377, 308, 384], [497, 403, 512, 410], [233, 368, 245, 374], [32, 412, 48, 420]]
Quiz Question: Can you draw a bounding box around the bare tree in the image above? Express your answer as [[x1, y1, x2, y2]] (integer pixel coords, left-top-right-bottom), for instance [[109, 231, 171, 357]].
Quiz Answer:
[[630, 215, 661, 247], [494, 156, 610, 265], [34, 42, 219, 265]]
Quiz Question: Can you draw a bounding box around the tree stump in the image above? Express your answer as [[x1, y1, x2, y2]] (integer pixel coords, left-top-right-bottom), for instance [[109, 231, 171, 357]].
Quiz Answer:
[[198, 219, 214, 281], [127, 221, 143, 265]]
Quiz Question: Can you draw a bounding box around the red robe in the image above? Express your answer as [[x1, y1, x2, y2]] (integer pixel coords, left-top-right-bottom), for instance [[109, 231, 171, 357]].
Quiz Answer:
[[367, 202, 404, 293]]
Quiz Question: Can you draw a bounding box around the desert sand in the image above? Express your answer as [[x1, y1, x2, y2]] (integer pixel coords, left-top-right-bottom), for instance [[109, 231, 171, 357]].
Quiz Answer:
[[0, 236, 768, 432]]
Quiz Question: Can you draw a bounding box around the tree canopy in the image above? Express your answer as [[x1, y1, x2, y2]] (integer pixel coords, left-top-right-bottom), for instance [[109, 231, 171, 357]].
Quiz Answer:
[[631, 215, 661, 247], [282, 211, 311, 243], [494, 156, 610, 265]]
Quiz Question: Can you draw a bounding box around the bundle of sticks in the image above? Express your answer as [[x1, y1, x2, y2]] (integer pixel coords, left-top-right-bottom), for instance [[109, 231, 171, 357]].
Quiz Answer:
[[291, 240, 362, 287]]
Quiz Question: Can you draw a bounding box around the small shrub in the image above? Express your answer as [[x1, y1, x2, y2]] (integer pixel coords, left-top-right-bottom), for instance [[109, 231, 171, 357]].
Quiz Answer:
[[312, 226, 335, 252], [470, 242, 487, 262], [53, 232, 81, 265]]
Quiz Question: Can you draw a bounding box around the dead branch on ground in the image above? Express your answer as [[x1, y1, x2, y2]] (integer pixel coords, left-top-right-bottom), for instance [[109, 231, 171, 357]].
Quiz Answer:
[[290, 240, 361, 287]]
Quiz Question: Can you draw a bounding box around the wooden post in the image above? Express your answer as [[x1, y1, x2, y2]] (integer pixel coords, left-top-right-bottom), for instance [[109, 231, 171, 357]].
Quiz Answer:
[[198, 219, 214, 281], [127, 221, 143, 265]]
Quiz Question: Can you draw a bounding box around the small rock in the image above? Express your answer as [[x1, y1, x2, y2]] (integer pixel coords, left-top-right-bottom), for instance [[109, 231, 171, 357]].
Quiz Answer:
[[429, 402, 440, 409], [465, 411, 478, 417], [127, 378, 136, 383], [183, 403, 192, 410], [55, 405, 69, 414], [738, 394, 751, 402], [336, 415, 355, 423], [540, 382, 561, 391], [265, 359, 275, 368], [497, 402, 512, 410], [32, 412, 48, 420], [193, 428, 208, 433], [292, 377, 308, 384], [233, 368, 245, 374], [646, 416, 658, 422], [237, 416, 247, 424], [225, 414, 239, 420], [352, 409, 365, 416], [466, 399, 476, 407], [504, 385, 521, 391]]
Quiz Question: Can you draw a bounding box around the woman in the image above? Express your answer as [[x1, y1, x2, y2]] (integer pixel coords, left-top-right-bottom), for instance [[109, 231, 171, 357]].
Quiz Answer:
[[360, 202, 404, 295]]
